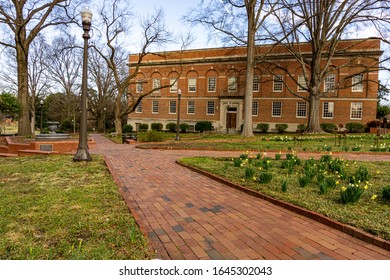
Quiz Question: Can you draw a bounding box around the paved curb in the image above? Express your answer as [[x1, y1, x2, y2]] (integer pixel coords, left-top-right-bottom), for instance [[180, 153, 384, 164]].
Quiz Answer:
[[176, 160, 390, 252]]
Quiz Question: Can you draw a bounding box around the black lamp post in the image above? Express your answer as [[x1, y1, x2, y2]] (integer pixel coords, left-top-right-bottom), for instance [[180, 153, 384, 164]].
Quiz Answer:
[[175, 89, 182, 141], [40, 100, 44, 133], [74, 8, 93, 162]]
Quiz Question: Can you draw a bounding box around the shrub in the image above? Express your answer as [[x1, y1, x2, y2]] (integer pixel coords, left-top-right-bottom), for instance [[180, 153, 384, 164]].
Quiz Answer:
[[258, 172, 273, 183], [320, 123, 337, 132], [298, 175, 310, 187], [382, 186, 390, 202], [59, 119, 73, 133], [297, 124, 306, 133], [346, 123, 365, 133], [123, 124, 133, 133], [138, 123, 148, 132], [275, 124, 288, 133], [245, 167, 255, 179], [151, 123, 163, 131], [166, 123, 177, 132], [137, 131, 164, 142], [195, 121, 212, 132], [179, 123, 189, 133], [341, 184, 364, 204], [256, 123, 269, 133]]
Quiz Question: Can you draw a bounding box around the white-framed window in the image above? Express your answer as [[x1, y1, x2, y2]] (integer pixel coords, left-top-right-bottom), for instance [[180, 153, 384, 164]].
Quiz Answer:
[[352, 74, 364, 92], [208, 77, 216, 92], [207, 101, 215, 115], [350, 102, 363, 119], [298, 75, 307, 92], [188, 78, 197, 92], [322, 102, 334, 119], [152, 100, 159, 114], [135, 101, 142, 113], [169, 100, 177, 114], [136, 79, 143, 93], [228, 77, 237, 92], [273, 75, 283, 92], [252, 101, 258, 116], [187, 100, 195, 114], [253, 76, 260, 92], [324, 74, 335, 92], [272, 101, 282, 117], [152, 78, 160, 92], [296, 101, 307, 118], [170, 78, 178, 92]]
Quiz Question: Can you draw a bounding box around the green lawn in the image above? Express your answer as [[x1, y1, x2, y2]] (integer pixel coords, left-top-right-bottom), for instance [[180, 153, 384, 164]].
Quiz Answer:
[[0, 155, 153, 260], [179, 153, 390, 241]]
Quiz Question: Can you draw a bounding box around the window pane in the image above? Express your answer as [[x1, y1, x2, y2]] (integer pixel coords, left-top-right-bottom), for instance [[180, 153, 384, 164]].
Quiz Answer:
[[169, 100, 177, 114], [170, 78, 178, 92], [296, 101, 307, 117], [352, 74, 363, 92], [228, 77, 237, 92], [253, 76, 260, 92], [152, 100, 159, 113], [273, 75, 283, 92], [350, 102, 362, 119], [324, 74, 335, 92], [207, 101, 215, 115], [208, 77, 216, 92], [136, 80, 143, 93], [298, 76, 307, 92], [187, 100, 195, 114], [188, 78, 197, 92], [252, 101, 258, 116], [152, 78, 160, 91], [135, 101, 142, 113], [272, 101, 282, 117], [323, 102, 334, 118]]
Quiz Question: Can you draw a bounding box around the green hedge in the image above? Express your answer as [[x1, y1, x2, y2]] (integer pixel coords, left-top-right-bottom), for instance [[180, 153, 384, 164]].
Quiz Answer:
[[195, 121, 212, 132], [346, 123, 365, 133], [256, 123, 269, 133]]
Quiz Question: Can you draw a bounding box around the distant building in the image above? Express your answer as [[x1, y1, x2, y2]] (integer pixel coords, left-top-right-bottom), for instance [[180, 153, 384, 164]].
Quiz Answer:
[[127, 39, 381, 132]]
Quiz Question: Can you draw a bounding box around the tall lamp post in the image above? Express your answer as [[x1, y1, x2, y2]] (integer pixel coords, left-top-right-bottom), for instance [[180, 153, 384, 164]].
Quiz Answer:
[[74, 8, 93, 162], [175, 89, 182, 141], [40, 100, 44, 133]]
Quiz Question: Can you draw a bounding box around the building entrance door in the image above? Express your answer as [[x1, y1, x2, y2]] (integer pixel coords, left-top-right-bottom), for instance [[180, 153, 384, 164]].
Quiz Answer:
[[226, 107, 237, 131]]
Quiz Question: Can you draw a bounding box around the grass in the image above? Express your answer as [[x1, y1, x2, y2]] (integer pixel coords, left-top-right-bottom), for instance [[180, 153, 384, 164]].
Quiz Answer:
[[137, 132, 390, 153], [179, 153, 390, 241], [0, 155, 153, 260]]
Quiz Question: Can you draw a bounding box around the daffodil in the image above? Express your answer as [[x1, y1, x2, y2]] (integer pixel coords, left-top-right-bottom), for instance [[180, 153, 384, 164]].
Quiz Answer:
[[364, 185, 368, 190], [336, 181, 339, 185], [341, 187, 347, 192], [371, 195, 377, 200]]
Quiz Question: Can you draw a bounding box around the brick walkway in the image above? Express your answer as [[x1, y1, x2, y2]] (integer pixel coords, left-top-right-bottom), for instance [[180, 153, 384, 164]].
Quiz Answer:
[[91, 134, 390, 260]]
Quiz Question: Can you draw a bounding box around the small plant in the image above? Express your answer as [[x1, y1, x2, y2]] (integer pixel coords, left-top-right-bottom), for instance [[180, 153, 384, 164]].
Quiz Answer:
[[298, 175, 310, 187], [354, 166, 372, 183], [138, 123, 148, 132], [166, 122, 177, 132], [258, 172, 273, 183], [382, 186, 390, 202], [340, 184, 364, 204], [179, 123, 189, 133], [151, 123, 163, 131], [195, 121, 213, 132], [245, 167, 255, 179], [256, 123, 269, 133], [122, 124, 133, 133], [320, 154, 332, 163], [319, 181, 329, 194], [346, 123, 365, 133], [281, 179, 288, 193], [137, 131, 164, 142], [320, 123, 337, 132], [297, 124, 306, 133], [233, 158, 243, 167], [275, 153, 281, 160], [275, 123, 288, 133], [342, 146, 349, 152]]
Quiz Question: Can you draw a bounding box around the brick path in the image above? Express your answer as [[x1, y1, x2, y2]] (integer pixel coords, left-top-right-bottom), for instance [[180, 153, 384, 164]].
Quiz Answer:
[[91, 134, 390, 260]]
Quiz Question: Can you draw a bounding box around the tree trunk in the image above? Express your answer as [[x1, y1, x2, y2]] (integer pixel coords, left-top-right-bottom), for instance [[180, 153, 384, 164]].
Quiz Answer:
[[241, 3, 255, 138], [16, 45, 32, 136], [306, 89, 323, 133]]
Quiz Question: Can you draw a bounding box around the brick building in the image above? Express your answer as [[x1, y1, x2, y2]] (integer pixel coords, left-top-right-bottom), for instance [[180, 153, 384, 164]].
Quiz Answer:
[[127, 39, 382, 132]]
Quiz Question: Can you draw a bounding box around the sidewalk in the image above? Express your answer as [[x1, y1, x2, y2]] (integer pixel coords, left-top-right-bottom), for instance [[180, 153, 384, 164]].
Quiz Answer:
[[92, 134, 390, 260]]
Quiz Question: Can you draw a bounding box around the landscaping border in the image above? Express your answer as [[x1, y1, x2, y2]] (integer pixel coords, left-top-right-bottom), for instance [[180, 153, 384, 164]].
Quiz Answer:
[[176, 160, 390, 252]]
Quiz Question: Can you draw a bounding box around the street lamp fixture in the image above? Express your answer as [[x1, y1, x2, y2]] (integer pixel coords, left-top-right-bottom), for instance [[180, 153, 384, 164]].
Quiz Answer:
[[74, 8, 93, 162], [40, 100, 44, 133], [175, 89, 182, 141]]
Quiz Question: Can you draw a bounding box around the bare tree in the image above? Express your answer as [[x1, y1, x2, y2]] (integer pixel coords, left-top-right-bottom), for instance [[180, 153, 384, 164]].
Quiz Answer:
[[185, 0, 277, 137], [0, 0, 79, 136], [267, 0, 390, 133], [92, 0, 178, 134], [45, 34, 83, 123]]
